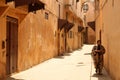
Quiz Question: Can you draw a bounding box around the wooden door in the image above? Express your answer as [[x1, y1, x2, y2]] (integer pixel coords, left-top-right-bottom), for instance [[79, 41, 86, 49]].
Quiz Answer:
[[6, 16, 18, 74]]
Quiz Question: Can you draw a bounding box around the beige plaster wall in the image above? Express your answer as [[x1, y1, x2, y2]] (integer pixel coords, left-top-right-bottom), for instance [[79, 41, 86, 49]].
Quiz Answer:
[[96, 0, 120, 79], [0, 17, 6, 79], [0, 0, 83, 78], [87, 27, 95, 44], [0, 0, 58, 78], [18, 10, 58, 71]]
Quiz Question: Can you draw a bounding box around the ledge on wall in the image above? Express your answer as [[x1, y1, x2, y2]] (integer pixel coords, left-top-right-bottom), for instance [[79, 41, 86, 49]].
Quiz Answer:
[[15, 0, 45, 12]]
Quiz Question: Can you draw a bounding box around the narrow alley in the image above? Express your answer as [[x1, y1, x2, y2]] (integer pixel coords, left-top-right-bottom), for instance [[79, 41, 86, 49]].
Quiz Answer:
[[7, 45, 112, 80], [1, 0, 120, 79]]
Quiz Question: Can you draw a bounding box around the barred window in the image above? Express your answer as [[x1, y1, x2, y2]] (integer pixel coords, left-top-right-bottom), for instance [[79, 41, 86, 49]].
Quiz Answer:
[[45, 12, 49, 20]]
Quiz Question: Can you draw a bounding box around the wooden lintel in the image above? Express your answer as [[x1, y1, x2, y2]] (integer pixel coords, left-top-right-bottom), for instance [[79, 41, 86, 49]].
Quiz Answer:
[[0, 5, 9, 17]]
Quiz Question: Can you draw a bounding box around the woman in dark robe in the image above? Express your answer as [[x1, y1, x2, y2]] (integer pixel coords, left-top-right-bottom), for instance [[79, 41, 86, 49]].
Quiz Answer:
[[92, 40, 105, 75]]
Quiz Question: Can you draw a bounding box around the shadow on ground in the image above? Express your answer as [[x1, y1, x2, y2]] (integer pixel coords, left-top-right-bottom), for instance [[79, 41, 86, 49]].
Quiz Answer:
[[75, 49, 82, 51], [54, 56, 64, 59], [63, 53, 71, 56], [84, 53, 91, 55], [76, 62, 85, 67], [54, 53, 71, 59], [92, 73, 106, 77], [6, 77, 24, 80], [91, 72, 111, 80], [76, 64, 85, 67]]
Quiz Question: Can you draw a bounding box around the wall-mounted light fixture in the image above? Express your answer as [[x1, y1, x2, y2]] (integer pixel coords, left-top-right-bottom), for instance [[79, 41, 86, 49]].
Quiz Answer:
[[83, 3, 89, 13]]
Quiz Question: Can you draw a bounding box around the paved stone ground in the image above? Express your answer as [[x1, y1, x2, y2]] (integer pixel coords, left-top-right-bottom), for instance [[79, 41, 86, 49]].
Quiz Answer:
[[7, 45, 112, 80]]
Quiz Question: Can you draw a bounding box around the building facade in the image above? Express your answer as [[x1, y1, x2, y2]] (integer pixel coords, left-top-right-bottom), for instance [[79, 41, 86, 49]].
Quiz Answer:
[[95, 0, 120, 79], [0, 0, 83, 79], [81, 0, 96, 44], [86, 2, 96, 44], [58, 0, 83, 55]]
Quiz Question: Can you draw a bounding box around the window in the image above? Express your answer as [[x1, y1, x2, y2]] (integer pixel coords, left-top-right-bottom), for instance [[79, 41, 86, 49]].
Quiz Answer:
[[45, 12, 49, 19]]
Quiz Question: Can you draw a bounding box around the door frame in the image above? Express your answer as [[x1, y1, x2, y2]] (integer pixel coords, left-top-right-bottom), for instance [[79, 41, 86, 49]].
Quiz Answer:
[[6, 16, 18, 75]]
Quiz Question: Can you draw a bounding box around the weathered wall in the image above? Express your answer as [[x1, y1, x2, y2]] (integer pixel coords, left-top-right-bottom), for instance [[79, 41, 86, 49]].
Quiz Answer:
[[87, 27, 95, 44], [73, 19, 79, 50], [58, 0, 83, 53], [81, 1, 96, 44], [0, 0, 5, 3], [65, 0, 83, 52], [86, 2, 95, 44], [17, 0, 58, 71], [72, 20, 80, 50], [18, 10, 58, 71], [58, 0, 64, 19], [0, 0, 58, 78], [86, 2, 95, 22], [59, 29, 65, 54], [0, 17, 6, 79], [66, 15, 83, 52], [67, 14, 74, 51], [0, 0, 83, 78], [67, 29, 74, 52], [96, 0, 120, 79]]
